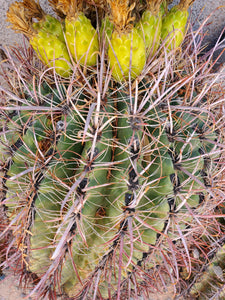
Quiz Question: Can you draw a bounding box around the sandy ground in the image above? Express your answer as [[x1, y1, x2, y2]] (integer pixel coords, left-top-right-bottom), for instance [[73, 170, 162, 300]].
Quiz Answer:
[[0, 269, 176, 300], [0, 269, 31, 300]]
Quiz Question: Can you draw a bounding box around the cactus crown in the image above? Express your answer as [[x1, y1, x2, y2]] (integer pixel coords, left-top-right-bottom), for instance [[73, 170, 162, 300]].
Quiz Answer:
[[48, 0, 66, 18], [178, 0, 195, 10], [7, 0, 52, 37], [146, 0, 163, 15], [19, 0, 45, 20], [7, 2, 34, 37], [107, 0, 135, 32], [56, 0, 83, 19]]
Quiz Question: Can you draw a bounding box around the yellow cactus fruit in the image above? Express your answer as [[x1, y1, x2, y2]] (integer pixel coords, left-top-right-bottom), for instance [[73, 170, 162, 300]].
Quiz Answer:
[[107, 0, 146, 81], [56, 0, 99, 66], [136, 0, 163, 56], [7, 0, 71, 77], [161, 0, 195, 50]]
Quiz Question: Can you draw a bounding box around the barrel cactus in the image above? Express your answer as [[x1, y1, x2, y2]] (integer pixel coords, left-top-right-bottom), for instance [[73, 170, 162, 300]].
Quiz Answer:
[[0, 0, 225, 299]]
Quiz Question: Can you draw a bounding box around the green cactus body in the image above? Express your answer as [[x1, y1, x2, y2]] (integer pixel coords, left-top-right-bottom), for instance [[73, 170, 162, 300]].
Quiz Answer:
[[28, 112, 84, 274], [2, 75, 222, 299], [4, 114, 60, 256], [3, 83, 85, 275], [58, 102, 114, 295], [106, 90, 144, 214], [136, 9, 162, 56], [2, 76, 223, 298], [65, 13, 99, 66], [161, 5, 189, 50], [108, 28, 146, 81], [28, 185, 64, 275], [0, 117, 24, 163]]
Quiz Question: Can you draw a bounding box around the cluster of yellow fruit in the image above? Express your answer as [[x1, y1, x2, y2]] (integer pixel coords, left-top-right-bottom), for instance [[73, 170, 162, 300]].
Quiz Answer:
[[7, 0, 193, 80]]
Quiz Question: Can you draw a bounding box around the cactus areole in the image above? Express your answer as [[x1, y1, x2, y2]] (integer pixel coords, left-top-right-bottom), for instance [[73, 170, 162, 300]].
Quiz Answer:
[[1, 0, 225, 299]]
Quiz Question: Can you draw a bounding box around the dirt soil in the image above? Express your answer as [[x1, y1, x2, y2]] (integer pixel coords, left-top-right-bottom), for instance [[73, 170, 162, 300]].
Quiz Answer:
[[0, 269, 178, 300], [0, 269, 31, 300]]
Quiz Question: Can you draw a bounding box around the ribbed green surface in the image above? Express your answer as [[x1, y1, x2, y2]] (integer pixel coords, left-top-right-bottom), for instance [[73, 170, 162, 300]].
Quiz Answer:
[[2, 80, 220, 298]]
